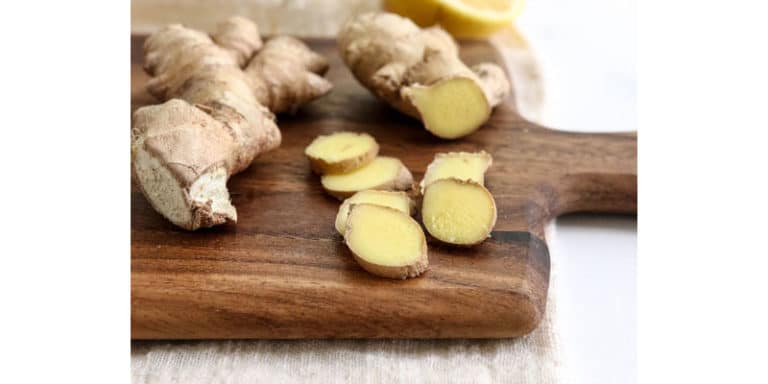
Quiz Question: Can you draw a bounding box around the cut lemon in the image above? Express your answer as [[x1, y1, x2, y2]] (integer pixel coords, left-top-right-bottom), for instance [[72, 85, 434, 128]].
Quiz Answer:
[[385, 0, 525, 38]]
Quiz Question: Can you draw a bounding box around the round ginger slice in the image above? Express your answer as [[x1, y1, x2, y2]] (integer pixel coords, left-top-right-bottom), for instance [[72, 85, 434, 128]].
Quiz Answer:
[[321, 156, 414, 200], [419, 150, 493, 194], [335, 190, 413, 235], [304, 131, 379, 174], [344, 204, 428, 279], [421, 178, 497, 246]]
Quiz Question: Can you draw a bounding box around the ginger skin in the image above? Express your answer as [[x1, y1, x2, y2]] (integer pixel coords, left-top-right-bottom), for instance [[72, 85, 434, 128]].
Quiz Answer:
[[132, 17, 332, 230], [338, 12, 510, 139]]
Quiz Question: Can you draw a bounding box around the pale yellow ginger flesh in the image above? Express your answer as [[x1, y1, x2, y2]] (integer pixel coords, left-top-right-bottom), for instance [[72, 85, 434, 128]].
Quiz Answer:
[[419, 150, 493, 193], [421, 178, 497, 246], [407, 78, 491, 139], [338, 12, 510, 139], [321, 156, 413, 199], [344, 204, 428, 279], [335, 190, 412, 235], [304, 131, 379, 174]]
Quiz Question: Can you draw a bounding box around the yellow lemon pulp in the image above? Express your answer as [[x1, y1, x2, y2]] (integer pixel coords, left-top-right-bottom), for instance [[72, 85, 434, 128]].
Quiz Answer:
[[385, 0, 525, 38]]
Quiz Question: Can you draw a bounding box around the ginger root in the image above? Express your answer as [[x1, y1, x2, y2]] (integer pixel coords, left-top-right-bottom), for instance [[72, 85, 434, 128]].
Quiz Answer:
[[419, 150, 493, 194], [421, 178, 497, 246], [335, 190, 413, 235], [132, 17, 332, 230], [321, 156, 414, 200], [338, 12, 510, 139], [305, 131, 379, 174], [344, 204, 428, 279]]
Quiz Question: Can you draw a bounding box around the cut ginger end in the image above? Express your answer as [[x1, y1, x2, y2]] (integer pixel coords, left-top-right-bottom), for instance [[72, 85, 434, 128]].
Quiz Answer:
[[408, 77, 491, 139], [335, 190, 412, 235], [422, 178, 497, 246], [304, 131, 379, 174], [344, 204, 428, 279], [321, 156, 413, 199]]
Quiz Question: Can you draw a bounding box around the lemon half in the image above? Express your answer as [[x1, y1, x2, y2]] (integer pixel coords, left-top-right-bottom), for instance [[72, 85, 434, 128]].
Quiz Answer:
[[385, 0, 525, 38]]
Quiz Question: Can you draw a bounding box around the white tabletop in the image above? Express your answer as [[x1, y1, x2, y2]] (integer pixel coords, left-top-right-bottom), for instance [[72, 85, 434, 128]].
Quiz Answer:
[[518, 0, 637, 383]]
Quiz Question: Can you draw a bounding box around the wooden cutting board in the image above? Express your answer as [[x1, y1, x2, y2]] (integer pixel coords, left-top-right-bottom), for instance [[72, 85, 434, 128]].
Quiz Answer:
[[131, 36, 636, 339]]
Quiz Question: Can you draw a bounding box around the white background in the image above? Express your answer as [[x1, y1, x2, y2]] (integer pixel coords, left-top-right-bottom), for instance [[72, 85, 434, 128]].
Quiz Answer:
[[518, 0, 637, 382]]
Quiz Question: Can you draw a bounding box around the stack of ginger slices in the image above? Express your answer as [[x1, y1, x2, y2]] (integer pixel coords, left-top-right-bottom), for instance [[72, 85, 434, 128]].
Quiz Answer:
[[305, 131, 497, 279]]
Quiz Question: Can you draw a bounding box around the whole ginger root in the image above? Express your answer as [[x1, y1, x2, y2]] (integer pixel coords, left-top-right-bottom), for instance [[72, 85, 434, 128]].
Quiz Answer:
[[132, 17, 332, 230], [338, 12, 510, 139]]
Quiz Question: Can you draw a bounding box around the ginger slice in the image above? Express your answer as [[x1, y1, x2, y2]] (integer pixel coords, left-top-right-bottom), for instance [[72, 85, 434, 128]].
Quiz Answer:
[[344, 204, 428, 279], [421, 178, 497, 246], [321, 156, 413, 200], [419, 150, 493, 194], [405, 78, 491, 139], [305, 131, 379, 174], [334, 190, 413, 235]]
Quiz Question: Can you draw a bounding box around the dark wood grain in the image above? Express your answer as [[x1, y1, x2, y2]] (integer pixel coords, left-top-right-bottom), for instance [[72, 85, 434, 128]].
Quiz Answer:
[[131, 36, 636, 339]]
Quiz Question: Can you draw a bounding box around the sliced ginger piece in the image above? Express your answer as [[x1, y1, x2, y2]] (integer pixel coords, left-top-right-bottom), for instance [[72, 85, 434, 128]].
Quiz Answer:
[[419, 150, 493, 193], [321, 156, 413, 200], [406, 77, 492, 139], [304, 131, 379, 174], [335, 190, 413, 235], [344, 203, 428, 279], [421, 178, 497, 246]]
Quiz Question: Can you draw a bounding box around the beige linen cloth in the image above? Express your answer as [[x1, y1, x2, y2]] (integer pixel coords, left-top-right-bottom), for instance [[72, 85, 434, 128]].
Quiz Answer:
[[131, 1, 564, 382]]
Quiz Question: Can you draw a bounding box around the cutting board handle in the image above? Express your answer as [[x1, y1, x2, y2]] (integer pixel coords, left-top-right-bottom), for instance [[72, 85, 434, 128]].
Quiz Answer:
[[551, 131, 637, 216]]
